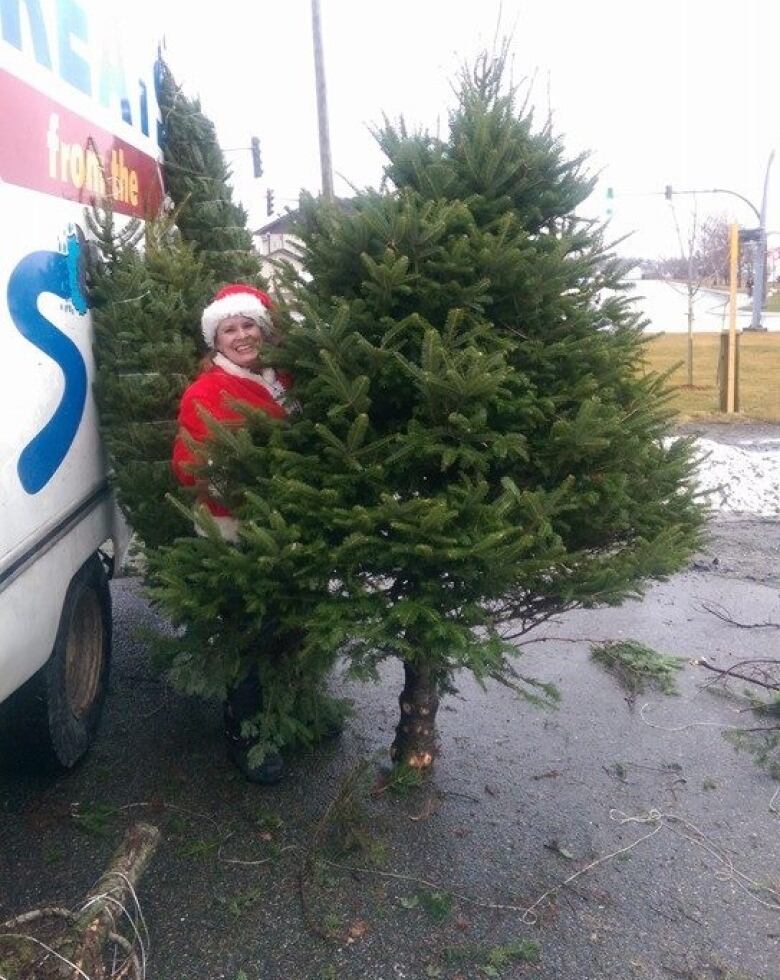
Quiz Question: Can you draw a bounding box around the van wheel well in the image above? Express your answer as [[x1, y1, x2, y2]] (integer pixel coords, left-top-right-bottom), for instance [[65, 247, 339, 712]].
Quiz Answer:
[[0, 553, 111, 771]]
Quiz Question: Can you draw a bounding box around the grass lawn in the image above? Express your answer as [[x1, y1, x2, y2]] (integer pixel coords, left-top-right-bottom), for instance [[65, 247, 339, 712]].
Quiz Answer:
[[641, 331, 780, 421]]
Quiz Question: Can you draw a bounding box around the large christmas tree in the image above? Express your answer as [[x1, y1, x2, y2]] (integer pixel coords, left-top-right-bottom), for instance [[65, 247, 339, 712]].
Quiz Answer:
[[149, 51, 705, 770]]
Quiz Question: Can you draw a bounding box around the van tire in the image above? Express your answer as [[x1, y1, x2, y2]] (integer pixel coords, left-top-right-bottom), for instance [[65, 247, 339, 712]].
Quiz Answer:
[[16, 555, 112, 770]]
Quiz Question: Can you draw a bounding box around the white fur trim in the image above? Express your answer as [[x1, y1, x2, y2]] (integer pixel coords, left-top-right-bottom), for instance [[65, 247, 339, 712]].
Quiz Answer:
[[213, 353, 287, 402], [202, 294, 271, 347], [194, 510, 240, 543]]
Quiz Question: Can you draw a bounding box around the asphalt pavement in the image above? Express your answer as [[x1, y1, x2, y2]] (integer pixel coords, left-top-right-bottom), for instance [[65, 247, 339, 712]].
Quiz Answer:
[[1, 478, 779, 978]]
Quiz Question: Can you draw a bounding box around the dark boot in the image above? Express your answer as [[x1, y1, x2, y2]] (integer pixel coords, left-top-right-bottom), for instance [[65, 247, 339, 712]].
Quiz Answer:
[[223, 668, 284, 785]]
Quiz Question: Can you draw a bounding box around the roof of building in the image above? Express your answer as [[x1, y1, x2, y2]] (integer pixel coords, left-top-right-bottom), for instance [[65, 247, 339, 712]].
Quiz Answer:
[[254, 196, 356, 236], [260, 245, 302, 262], [255, 211, 298, 235]]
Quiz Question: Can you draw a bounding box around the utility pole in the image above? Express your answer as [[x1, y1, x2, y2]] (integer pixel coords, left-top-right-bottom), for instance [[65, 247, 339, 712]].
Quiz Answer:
[[748, 149, 775, 331], [310, 0, 334, 202], [727, 223, 739, 412]]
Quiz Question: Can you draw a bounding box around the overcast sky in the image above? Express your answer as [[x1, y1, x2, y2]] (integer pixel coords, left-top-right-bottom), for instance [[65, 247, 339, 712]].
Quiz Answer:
[[136, 0, 779, 260]]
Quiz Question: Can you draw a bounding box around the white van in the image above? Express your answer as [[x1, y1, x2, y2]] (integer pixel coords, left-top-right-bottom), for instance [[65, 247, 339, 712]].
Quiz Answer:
[[0, 0, 161, 767]]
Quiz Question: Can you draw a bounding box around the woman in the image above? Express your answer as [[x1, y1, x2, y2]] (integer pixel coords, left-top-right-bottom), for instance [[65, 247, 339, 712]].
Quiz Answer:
[[172, 283, 293, 784], [173, 282, 290, 543]]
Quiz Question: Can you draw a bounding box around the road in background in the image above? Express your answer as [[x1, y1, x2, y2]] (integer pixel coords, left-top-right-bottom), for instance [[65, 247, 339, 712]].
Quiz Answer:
[[629, 278, 780, 333]]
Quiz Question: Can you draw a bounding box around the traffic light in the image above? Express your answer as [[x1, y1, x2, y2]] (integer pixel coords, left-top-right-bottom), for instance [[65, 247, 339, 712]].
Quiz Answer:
[[266, 188, 274, 216], [606, 186, 614, 216], [251, 136, 263, 178], [664, 184, 673, 201]]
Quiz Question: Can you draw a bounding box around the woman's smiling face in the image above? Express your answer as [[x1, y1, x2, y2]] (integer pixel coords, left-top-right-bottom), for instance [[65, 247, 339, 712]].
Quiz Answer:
[[214, 315, 263, 368]]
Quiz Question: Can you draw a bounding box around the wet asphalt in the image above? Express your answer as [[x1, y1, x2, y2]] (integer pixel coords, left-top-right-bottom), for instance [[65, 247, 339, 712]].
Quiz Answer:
[[1, 428, 779, 980]]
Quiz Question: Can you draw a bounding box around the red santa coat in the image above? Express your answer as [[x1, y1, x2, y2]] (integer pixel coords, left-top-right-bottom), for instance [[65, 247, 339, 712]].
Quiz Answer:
[[172, 356, 291, 518]]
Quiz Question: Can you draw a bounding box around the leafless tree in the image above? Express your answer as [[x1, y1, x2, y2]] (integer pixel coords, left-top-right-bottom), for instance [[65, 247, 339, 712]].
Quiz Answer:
[[670, 197, 705, 387], [645, 208, 751, 387]]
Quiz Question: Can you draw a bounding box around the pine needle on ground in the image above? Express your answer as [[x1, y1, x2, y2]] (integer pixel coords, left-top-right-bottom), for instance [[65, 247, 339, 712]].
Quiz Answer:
[[591, 640, 686, 701]]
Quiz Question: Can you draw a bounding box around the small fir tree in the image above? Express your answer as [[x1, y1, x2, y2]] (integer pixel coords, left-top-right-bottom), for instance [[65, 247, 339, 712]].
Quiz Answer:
[[149, 51, 705, 770]]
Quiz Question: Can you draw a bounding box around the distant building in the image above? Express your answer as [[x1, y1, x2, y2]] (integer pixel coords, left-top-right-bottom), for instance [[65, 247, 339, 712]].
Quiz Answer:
[[254, 198, 355, 294], [254, 212, 304, 292]]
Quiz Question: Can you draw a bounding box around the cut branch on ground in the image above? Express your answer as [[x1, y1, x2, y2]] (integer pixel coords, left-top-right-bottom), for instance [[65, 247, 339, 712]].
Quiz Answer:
[[591, 640, 686, 702], [695, 656, 780, 692], [0, 822, 159, 980], [699, 600, 780, 630]]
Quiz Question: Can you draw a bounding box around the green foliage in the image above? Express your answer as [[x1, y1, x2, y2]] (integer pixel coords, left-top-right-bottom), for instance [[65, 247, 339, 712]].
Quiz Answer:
[[179, 836, 221, 860], [416, 889, 453, 922], [746, 691, 780, 718], [90, 56, 266, 552], [88, 61, 342, 758], [89, 206, 210, 548], [724, 727, 780, 780], [314, 760, 388, 866], [442, 939, 541, 974], [217, 887, 266, 918], [70, 802, 117, 838], [147, 529, 349, 751], [254, 808, 285, 834], [482, 940, 542, 972], [43, 845, 64, 865], [382, 763, 425, 795], [146, 49, 705, 759], [175, 50, 704, 719], [591, 640, 686, 698], [706, 679, 780, 779]]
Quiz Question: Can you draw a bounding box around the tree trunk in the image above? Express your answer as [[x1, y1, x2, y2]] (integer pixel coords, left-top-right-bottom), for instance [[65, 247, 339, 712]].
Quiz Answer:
[[390, 660, 440, 770], [687, 289, 694, 387], [0, 822, 160, 979], [73, 819, 160, 939]]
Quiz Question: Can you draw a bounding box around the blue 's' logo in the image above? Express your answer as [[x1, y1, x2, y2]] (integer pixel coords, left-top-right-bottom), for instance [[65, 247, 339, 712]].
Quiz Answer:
[[9, 232, 88, 494]]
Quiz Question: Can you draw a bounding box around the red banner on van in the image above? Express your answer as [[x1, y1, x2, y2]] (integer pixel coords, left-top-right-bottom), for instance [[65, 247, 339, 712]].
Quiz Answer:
[[0, 68, 163, 218]]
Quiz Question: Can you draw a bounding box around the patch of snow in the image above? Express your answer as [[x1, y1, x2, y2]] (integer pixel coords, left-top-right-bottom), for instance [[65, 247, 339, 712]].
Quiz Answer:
[[694, 438, 780, 517]]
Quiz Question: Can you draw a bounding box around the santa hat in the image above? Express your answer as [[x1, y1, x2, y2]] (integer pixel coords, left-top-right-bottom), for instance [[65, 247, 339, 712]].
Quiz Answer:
[[201, 284, 273, 348]]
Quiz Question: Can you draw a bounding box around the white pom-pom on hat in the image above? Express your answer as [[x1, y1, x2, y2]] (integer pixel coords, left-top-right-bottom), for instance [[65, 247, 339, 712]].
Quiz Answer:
[[201, 283, 273, 348]]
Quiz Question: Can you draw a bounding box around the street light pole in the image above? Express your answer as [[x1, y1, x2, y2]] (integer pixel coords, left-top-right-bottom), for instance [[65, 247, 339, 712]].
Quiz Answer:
[[663, 187, 759, 221], [664, 157, 776, 330], [748, 149, 775, 331]]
